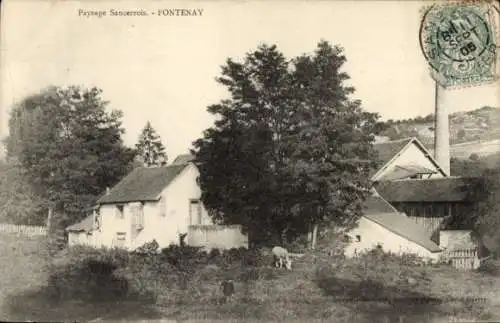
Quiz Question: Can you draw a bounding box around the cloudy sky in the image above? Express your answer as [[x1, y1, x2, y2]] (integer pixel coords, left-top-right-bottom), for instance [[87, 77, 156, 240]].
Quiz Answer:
[[1, 1, 499, 159]]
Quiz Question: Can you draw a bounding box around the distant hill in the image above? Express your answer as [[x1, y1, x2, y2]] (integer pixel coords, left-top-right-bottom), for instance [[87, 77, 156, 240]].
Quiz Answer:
[[379, 106, 500, 159]]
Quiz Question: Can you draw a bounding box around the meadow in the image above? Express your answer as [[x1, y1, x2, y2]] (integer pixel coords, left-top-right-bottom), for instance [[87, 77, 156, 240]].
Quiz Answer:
[[1, 232, 499, 323]]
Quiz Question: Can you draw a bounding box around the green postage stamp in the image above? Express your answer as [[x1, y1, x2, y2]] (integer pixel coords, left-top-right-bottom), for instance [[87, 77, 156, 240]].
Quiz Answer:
[[419, 2, 498, 88]]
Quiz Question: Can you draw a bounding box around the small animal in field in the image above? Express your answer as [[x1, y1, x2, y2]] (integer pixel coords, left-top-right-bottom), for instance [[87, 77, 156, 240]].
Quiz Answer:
[[272, 246, 292, 270], [220, 279, 235, 303]]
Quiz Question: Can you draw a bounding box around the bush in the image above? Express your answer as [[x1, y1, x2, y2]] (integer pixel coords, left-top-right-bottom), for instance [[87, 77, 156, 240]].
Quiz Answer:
[[48, 246, 130, 301], [315, 249, 433, 301], [477, 257, 500, 276]]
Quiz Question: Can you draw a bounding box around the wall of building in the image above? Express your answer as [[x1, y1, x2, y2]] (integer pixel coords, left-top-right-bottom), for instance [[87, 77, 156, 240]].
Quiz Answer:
[[188, 224, 248, 250], [344, 216, 441, 260], [374, 142, 445, 181], [68, 231, 93, 247], [91, 163, 248, 251], [161, 164, 212, 246]]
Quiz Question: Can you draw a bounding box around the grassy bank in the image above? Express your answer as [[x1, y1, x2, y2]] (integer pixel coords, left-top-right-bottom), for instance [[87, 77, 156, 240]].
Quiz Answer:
[[2, 238, 500, 322]]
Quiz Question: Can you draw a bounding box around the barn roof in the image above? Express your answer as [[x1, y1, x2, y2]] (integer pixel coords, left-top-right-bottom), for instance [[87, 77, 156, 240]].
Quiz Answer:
[[97, 164, 189, 204], [371, 137, 446, 179], [66, 215, 94, 232], [374, 177, 477, 202], [373, 137, 413, 168], [364, 212, 442, 252], [363, 193, 399, 214]]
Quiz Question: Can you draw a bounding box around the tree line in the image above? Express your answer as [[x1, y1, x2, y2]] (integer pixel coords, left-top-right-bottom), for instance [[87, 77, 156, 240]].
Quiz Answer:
[[2, 85, 168, 230]]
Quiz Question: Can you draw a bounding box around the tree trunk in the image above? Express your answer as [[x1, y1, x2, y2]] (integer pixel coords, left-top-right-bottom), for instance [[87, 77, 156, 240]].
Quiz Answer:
[[47, 207, 53, 231], [311, 224, 318, 250]]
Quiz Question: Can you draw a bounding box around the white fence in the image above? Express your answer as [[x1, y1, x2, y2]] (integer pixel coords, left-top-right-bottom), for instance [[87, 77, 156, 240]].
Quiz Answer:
[[0, 223, 47, 236], [441, 248, 480, 270]]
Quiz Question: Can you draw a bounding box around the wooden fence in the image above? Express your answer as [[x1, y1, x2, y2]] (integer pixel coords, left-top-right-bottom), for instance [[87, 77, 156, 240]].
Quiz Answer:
[[0, 223, 47, 236], [441, 248, 479, 270]]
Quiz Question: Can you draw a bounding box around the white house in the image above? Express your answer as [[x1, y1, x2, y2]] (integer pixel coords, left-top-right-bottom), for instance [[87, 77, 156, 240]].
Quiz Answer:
[[66, 154, 247, 251], [344, 192, 442, 260]]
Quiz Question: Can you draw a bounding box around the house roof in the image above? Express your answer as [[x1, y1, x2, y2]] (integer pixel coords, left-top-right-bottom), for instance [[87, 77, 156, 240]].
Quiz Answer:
[[364, 212, 442, 253], [359, 191, 441, 253], [97, 164, 189, 204], [171, 154, 194, 165], [371, 137, 446, 179], [374, 177, 477, 202], [66, 215, 94, 232], [373, 137, 413, 168], [363, 193, 399, 214]]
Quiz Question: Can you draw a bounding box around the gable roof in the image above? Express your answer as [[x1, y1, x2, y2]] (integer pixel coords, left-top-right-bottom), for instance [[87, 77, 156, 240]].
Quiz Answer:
[[363, 212, 442, 252], [371, 137, 446, 179], [66, 215, 94, 233], [171, 154, 194, 165], [359, 191, 441, 253], [97, 164, 189, 204], [363, 193, 399, 214], [374, 177, 477, 202], [373, 137, 413, 168]]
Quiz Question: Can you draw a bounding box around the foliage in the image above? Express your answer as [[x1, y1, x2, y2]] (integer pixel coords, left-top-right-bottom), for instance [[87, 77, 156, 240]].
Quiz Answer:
[[471, 167, 500, 254], [0, 159, 46, 225], [4, 86, 136, 229], [135, 121, 168, 167], [192, 41, 381, 246], [48, 246, 130, 301]]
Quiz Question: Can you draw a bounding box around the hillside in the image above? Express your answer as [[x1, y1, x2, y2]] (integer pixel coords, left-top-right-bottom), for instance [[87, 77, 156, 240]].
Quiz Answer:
[[378, 106, 500, 159], [380, 106, 500, 145]]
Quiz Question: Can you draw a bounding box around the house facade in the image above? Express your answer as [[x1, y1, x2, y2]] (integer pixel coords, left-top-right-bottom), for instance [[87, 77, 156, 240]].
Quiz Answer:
[[66, 154, 247, 251]]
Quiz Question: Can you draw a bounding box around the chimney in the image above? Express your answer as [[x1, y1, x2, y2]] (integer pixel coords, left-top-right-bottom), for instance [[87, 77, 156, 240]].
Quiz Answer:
[[434, 82, 450, 176]]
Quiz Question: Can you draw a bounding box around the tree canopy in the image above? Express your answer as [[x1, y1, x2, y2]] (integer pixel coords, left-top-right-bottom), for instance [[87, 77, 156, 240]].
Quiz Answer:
[[192, 41, 382, 246], [5, 85, 136, 228], [135, 121, 168, 167]]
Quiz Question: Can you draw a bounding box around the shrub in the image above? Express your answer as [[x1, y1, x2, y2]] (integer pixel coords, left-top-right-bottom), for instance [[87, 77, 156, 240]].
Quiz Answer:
[[477, 257, 500, 276], [47, 246, 130, 301]]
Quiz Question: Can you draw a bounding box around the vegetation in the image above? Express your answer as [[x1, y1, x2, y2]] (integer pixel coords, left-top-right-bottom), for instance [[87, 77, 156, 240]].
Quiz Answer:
[[3, 241, 499, 322], [135, 121, 168, 167], [0, 159, 45, 225], [3, 86, 136, 229], [193, 41, 383, 246], [379, 106, 500, 144]]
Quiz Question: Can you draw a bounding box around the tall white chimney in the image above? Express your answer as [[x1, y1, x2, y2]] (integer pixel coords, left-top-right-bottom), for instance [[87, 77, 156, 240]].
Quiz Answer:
[[434, 82, 450, 176]]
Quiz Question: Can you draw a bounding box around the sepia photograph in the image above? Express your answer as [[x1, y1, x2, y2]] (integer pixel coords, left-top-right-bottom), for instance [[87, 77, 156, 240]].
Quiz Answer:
[[1, 0, 499, 322]]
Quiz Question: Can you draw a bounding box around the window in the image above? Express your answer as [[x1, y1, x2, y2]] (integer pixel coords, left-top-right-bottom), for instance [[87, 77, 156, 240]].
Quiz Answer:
[[115, 232, 126, 248], [189, 199, 202, 225], [355, 235, 361, 242], [116, 205, 124, 219], [343, 235, 352, 243]]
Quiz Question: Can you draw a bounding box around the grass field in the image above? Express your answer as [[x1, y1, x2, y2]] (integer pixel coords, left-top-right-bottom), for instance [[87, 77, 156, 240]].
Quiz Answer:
[[1, 232, 500, 322]]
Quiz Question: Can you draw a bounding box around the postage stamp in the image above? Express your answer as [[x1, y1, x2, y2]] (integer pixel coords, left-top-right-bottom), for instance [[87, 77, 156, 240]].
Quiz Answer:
[[419, 3, 498, 88]]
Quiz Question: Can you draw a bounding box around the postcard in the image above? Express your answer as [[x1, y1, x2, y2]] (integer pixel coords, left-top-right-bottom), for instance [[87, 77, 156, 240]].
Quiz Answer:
[[1, 1, 499, 322]]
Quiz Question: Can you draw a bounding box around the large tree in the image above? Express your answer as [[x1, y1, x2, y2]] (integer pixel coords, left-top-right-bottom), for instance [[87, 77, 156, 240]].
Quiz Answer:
[[192, 41, 382, 246], [5, 85, 136, 229], [135, 121, 168, 167]]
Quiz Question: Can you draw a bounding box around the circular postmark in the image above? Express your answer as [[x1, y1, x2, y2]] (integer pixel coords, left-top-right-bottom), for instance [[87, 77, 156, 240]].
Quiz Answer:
[[419, 3, 497, 88]]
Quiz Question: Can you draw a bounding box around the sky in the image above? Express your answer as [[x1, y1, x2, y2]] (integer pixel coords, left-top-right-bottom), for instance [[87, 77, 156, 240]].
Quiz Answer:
[[1, 0, 499, 160]]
